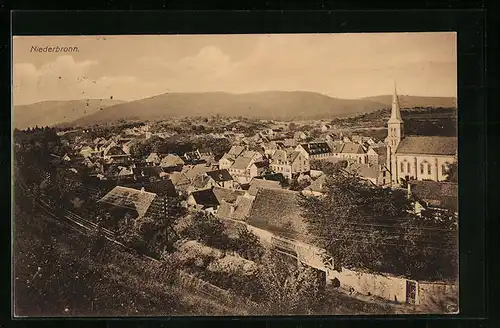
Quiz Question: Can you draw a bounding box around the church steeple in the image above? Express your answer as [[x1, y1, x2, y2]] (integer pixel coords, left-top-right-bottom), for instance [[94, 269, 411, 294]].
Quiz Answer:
[[388, 82, 403, 123], [386, 82, 404, 185]]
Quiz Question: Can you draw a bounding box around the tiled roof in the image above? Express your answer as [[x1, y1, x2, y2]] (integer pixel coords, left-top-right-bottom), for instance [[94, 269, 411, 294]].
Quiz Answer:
[[191, 174, 212, 189], [169, 172, 191, 188], [231, 156, 253, 170], [228, 145, 245, 157], [345, 163, 379, 179], [190, 188, 220, 207], [128, 179, 177, 196], [248, 178, 282, 196], [254, 173, 287, 184], [105, 146, 127, 156], [396, 136, 457, 156], [133, 166, 163, 178], [182, 164, 213, 180], [341, 142, 366, 154], [160, 154, 185, 167], [300, 142, 332, 155], [212, 187, 245, 204], [232, 195, 254, 221], [247, 189, 312, 243], [98, 186, 157, 218], [329, 143, 344, 153], [252, 161, 268, 169], [305, 174, 328, 193], [146, 152, 160, 161], [206, 169, 233, 182]]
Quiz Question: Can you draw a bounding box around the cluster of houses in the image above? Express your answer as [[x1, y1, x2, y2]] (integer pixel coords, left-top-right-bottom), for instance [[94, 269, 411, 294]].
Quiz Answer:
[[48, 87, 457, 310]]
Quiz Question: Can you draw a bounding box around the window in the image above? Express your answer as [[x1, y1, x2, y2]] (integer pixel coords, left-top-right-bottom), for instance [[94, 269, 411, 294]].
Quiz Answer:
[[407, 162, 411, 173], [427, 163, 432, 175], [420, 163, 424, 174], [442, 164, 447, 175], [400, 162, 404, 172]]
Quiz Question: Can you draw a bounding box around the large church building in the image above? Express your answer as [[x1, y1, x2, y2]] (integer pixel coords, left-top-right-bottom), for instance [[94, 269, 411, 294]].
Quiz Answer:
[[386, 86, 457, 185]]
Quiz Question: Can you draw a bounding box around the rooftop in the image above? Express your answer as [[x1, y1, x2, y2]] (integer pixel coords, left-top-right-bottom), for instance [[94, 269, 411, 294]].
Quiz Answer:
[[247, 189, 312, 244], [98, 186, 157, 218], [396, 136, 457, 156]]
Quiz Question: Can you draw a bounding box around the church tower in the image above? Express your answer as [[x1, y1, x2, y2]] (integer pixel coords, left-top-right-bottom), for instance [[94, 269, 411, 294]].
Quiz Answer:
[[386, 83, 404, 185]]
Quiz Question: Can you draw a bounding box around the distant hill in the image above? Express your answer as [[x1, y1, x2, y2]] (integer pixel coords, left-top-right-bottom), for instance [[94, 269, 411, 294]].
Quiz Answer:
[[361, 95, 457, 109], [29, 91, 457, 128], [13, 99, 126, 130]]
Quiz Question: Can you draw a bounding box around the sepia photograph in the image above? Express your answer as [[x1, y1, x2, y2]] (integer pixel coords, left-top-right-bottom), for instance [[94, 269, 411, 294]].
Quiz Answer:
[[12, 33, 458, 316]]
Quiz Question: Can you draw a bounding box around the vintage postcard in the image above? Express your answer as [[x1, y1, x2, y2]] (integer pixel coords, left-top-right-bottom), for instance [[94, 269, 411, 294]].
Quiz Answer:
[[12, 33, 458, 316]]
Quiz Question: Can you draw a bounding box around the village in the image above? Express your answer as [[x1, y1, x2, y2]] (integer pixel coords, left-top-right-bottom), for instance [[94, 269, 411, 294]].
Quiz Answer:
[[13, 87, 459, 315]]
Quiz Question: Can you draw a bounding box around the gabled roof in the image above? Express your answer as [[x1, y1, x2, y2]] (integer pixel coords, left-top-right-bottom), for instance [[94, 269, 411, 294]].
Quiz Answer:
[[148, 179, 177, 197], [255, 173, 287, 184], [252, 161, 268, 169], [190, 188, 220, 208], [228, 145, 245, 157], [169, 172, 191, 188], [133, 166, 164, 178], [305, 174, 328, 193], [231, 156, 253, 171], [232, 195, 254, 221], [123, 179, 177, 197], [345, 163, 379, 179], [241, 150, 260, 159], [206, 169, 233, 182], [182, 163, 213, 180], [299, 142, 331, 155], [220, 153, 236, 162], [118, 167, 134, 176], [146, 152, 160, 161], [248, 178, 282, 196], [329, 143, 344, 153], [191, 174, 213, 189], [98, 186, 157, 218], [396, 136, 457, 156], [161, 154, 185, 167], [104, 145, 127, 156], [212, 187, 246, 204], [247, 189, 312, 243], [341, 142, 366, 154]]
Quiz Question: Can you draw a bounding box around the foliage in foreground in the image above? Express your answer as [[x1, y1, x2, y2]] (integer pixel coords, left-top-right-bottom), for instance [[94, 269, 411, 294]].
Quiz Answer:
[[13, 204, 242, 316], [299, 172, 458, 281]]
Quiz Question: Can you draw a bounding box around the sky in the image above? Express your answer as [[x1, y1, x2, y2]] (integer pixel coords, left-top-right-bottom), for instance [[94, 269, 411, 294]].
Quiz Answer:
[[12, 33, 457, 105]]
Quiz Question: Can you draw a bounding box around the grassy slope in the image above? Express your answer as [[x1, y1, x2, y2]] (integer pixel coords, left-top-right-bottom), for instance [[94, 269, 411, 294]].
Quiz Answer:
[[13, 205, 243, 317]]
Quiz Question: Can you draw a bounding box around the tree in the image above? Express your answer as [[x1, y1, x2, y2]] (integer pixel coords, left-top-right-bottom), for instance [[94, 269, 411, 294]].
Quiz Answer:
[[230, 227, 265, 262], [310, 159, 347, 175], [444, 161, 458, 183], [300, 173, 411, 272], [256, 251, 325, 314], [289, 178, 311, 191], [182, 212, 231, 250], [300, 172, 458, 280]]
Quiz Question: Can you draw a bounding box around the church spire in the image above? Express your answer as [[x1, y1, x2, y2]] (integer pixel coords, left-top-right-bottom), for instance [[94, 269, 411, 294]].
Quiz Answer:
[[389, 82, 402, 123]]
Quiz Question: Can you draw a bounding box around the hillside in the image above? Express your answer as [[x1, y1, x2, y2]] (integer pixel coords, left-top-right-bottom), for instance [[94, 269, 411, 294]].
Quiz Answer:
[[66, 91, 456, 127], [362, 95, 457, 109], [13, 99, 126, 130]]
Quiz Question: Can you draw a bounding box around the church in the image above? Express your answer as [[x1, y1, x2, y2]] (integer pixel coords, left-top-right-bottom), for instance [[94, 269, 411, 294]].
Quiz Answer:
[[385, 85, 457, 186]]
